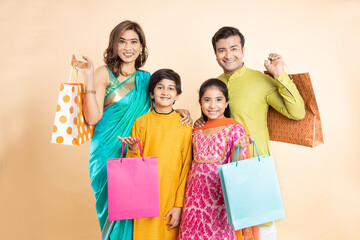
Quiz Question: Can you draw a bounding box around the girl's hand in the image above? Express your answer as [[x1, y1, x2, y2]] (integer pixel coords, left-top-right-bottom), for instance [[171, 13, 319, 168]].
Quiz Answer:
[[193, 117, 205, 128], [234, 135, 254, 150], [71, 54, 94, 77], [175, 109, 193, 126], [117, 136, 139, 151], [164, 207, 182, 230]]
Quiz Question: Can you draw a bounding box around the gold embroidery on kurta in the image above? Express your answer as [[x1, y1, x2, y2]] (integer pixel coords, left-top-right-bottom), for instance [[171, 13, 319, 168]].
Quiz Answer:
[[193, 125, 236, 163]]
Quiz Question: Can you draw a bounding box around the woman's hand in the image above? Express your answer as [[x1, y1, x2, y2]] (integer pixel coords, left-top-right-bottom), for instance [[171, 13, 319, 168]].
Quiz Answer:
[[117, 136, 139, 151], [175, 109, 193, 126], [193, 117, 205, 128], [71, 54, 94, 78], [164, 207, 182, 230]]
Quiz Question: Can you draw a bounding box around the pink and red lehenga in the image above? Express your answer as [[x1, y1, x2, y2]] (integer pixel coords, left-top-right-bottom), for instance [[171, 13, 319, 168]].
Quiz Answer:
[[179, 119, 259, 240]]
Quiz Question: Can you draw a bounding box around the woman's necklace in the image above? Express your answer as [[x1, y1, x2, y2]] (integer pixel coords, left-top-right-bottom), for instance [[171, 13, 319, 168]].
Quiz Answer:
[[121, 69, 136, 77]]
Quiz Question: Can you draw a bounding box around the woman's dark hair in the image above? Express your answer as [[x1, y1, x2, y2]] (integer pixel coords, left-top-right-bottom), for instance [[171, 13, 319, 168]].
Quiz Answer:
[[211, 26, 245, 52], [199, 78, 231, 121], [104, 20, 148, 78], [149, 69, 182, 102]]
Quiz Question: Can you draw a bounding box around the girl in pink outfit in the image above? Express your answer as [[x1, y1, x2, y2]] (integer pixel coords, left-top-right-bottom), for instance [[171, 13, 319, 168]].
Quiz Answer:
[[178, 79, 259, 240]]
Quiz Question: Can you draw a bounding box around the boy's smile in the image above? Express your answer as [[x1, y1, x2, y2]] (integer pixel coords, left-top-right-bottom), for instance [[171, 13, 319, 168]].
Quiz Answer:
[[151, 79, 179, 113]]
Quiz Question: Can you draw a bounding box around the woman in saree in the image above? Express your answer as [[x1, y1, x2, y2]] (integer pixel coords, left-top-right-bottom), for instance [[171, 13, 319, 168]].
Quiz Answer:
[[72, 21, 191, 240]]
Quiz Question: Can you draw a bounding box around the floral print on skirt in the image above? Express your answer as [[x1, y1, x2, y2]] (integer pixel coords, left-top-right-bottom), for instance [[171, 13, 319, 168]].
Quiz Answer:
[[179, 124, 246, 240]]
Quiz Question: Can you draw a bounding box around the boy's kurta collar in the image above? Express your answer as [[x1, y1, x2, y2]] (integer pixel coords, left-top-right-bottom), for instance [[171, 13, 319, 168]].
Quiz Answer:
[[151, 109, 175, 117]]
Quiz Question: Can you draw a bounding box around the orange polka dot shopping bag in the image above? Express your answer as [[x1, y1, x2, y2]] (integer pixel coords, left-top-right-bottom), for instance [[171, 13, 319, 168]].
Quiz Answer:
[[51, 64, 93, 146]]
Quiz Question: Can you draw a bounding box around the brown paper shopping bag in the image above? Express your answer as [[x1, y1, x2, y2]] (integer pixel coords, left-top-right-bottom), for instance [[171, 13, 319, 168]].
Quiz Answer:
[[51, 64, 93, 146], [267, 72, 324, 147]]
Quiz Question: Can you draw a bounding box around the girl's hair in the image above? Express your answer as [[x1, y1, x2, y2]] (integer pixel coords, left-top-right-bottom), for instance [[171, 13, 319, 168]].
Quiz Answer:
[[199, 78, 231, 121], [149, 68, 182, 98], [103, 20, 148, 78]]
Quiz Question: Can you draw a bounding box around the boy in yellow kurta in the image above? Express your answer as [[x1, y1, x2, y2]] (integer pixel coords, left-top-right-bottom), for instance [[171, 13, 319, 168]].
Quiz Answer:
[[119, 69, 192, 240]]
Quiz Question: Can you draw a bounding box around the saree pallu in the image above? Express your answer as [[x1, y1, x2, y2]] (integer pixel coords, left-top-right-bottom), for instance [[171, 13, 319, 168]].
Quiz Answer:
[[89, 69, 151, 240]]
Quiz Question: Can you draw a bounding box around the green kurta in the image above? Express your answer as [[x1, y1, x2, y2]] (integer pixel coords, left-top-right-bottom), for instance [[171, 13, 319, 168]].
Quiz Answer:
[[218, 64, 305, 156]]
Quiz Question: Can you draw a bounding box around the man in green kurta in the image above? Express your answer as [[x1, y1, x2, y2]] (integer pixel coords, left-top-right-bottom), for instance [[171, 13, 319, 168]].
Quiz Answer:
[[212, 26, 305, 157], [211, 26, 305, 240]]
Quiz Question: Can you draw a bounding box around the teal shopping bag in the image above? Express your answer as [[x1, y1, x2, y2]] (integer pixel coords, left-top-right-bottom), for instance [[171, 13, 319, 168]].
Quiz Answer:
[[218, 142, 285, 230]]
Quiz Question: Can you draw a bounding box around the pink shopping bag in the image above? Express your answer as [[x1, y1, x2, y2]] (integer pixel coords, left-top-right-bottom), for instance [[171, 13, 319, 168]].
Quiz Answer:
[[107, 138, 159, 221]]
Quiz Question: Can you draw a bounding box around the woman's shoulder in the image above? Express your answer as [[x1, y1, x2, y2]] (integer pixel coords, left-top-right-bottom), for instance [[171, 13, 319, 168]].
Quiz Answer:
[[137, 69, 151, 78], [94, 65, 111, 85], [96, 65, 109, 74]]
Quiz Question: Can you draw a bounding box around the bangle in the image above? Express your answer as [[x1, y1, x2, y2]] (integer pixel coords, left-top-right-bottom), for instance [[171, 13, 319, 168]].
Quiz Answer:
[[85, 89, 96, 94]]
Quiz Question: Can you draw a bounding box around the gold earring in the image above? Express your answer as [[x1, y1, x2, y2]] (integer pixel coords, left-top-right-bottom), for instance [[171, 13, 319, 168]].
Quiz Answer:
[[139, 53, 143, 65]]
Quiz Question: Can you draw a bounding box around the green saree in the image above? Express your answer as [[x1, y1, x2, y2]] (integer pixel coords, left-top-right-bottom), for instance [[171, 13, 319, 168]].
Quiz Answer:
[[89, 66, 150, 240]]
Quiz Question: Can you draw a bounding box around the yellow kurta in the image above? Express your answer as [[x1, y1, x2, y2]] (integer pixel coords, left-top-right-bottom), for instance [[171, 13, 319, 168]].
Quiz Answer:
[[126, 110, 193, 240]]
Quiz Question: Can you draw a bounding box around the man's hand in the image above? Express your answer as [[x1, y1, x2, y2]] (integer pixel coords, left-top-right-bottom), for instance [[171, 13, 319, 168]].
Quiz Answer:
[[193, 117, 205, 128], [264, 53, 285, 78]]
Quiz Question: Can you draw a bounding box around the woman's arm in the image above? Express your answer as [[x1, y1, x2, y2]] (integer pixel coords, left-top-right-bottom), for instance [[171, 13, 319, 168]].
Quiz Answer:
[[72, 55, 109, 125]]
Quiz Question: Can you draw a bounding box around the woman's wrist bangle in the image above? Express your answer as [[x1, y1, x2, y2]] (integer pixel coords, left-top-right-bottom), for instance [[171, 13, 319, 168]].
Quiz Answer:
[[85, 89, 96, 94]]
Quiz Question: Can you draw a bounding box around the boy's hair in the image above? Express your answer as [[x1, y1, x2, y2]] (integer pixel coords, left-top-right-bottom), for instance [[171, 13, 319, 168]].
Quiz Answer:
[[199, 78, 231, 121], [211, 26, 245, 51], [149, 68, 182, 95]]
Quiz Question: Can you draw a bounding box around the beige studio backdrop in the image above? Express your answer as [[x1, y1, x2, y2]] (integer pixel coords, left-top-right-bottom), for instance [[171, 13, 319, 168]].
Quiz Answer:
[[1, 0, 360, 239]]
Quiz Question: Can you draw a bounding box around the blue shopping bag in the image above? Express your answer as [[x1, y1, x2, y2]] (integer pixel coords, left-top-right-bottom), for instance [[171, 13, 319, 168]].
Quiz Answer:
[[218, 141, 285, 230]]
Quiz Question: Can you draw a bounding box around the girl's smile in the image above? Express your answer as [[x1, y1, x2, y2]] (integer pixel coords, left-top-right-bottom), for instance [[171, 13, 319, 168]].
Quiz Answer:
[[200, 87, 229, 120]]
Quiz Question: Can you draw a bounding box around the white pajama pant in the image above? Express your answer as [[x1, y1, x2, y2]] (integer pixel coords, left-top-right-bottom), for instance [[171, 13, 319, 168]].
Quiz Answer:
[[258, 221, 277, 240]]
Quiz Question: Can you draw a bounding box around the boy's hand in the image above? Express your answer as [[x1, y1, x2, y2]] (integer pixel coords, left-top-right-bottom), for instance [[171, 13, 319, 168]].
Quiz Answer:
[[117, 136, 139, 151], [164, 207, 182, 230], [193, 117, 205, 128]]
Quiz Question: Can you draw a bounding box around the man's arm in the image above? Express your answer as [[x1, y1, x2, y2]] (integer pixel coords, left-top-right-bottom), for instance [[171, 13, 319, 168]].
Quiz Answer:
[[265, 53, 305, 120]]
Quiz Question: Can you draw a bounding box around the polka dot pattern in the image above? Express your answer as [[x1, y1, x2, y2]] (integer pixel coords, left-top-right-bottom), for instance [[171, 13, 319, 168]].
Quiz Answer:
[[51, 82, 94, 146]]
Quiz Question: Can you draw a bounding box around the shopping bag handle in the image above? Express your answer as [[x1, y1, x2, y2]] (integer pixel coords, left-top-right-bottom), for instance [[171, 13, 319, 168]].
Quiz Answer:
[[252, 141, 260, 161], [231, 141, 261, 166], [68, 61, 79, 83], [120, 137, 145, 163], [67, 61, 85, 84]]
